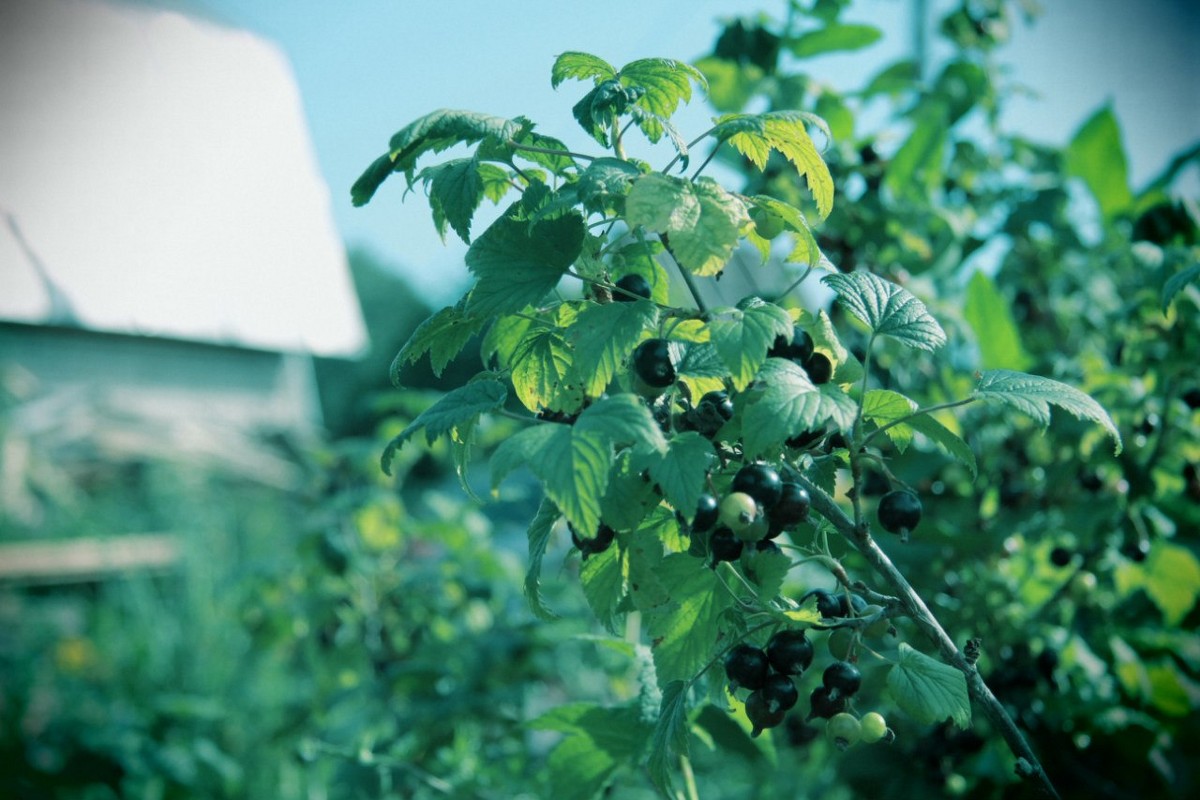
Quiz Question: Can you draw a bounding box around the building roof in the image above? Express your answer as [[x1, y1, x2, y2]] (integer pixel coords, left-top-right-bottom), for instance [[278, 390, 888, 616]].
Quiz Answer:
[[0, 0, 367, 357]]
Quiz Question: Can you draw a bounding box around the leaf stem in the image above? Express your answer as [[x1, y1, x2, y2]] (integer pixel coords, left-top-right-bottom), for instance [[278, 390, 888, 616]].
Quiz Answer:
[[663, 125, 721, 173], [794, 473, 1063, 800], [655, 234, 709, 315], [771, 265, 816, 303]]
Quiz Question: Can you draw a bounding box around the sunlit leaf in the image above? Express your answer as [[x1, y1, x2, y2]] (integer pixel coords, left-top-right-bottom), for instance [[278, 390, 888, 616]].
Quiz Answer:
[[822, 271, 947, 351], [887, 643, 971, 728], [972, 369, 1122, 453]]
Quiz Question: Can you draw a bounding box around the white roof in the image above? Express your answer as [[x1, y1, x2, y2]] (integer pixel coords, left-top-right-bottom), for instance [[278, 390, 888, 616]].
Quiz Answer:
[[0, 0, 367, 356]]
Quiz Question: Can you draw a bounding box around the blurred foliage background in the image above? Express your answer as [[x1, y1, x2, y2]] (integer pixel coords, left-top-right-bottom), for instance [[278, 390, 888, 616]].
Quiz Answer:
[[2, 0, 1197, 798]]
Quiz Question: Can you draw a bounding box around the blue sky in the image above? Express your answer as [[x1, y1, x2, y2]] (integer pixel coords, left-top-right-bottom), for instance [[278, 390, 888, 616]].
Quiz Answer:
[[174, 0, 1199, 302]]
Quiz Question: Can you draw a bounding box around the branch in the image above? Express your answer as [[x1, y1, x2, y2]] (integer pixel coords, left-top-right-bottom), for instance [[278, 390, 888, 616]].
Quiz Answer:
[[794, 474, 1063, 800]]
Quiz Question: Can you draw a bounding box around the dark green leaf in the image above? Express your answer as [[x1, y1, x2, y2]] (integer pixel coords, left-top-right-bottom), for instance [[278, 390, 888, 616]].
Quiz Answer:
[[534, 704, 650, 800], [380, 380, 507, 475], [388, 109, 519, 172], [1066, 104, 1133, 220], [350, 153, 395, 207], [822, 271, 947, 350], [552, 52, 618, 88], [741, 359, 857, 457], [389, 301, 486, 383], [787, 23, 882, 58], [581, 542, 626, 633], [576, 157, 643, 214], [524, 498, 561, 620], [887, 643, 971, 728], [973, 369, 1122, 453], [884, 101, 948, 202], [567, 301, 659, 396], [575, 393, 667, 453], [645, 553, 733, 683], [646, 432, 718, 520], [707, 297, 794, 390], [647, 681, 691, 796], [1163, 264, 1200, 312], [964, 271, 1031, 370], [465, 213, 586, 316]]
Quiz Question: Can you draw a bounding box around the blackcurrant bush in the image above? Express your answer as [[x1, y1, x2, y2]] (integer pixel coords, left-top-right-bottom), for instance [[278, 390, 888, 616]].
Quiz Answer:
[[746, 688, 788, 737], [766, 629, 814, 675], [827, 712, 862, 750], [806, 685, 847, 720], [732, 463, 783, 509], [709, 526, 744, 565], [803, 352, 833, 385], [760, 673, 799, 714], [877, 490, 922, 539], [692, 493, 719, 532], [823, 661, 862, 700], [632, 338, 675, 388], [613, 273, 651, 301], [724, 643, 770, 690], [770, 482, 810, 527], [1049, 546, 1072, 568]]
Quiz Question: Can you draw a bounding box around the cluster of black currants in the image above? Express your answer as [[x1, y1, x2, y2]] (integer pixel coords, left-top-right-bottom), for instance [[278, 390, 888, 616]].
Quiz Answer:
[[768, 324, 832, 385], [724, 629, 813, 737], [695, 462, 812, 567], [570, 523, 616, 559]]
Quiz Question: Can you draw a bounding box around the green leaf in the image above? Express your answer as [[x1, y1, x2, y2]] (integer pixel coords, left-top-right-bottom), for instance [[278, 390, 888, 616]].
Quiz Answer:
[[645, 432, 718, 519], [567, 301, 659, 396], [575, 393, 667, 454], [787, 23, 882, 58], [884, 102, 948, 203], [741, 360, 857, 457], [904, 414, 978, 480], [418, 158, 510, 243], [600, 453, 661, 531], [390, 302, 486, 383], [1163, 264, 1200, 313], [748, 195, 821, 267], [1066, 104, 1133, 220], [862, 59, 921, 98], [647, 681, 691, 796], [619, 58, 706, 144], [534, 704, 650, 800], [380, 380, 506, 475], [863, 389, 918, 451], [742, 547, 791, 601], [551, 52, 618, 88], [707, 297, 794, 390], [808, 309, 864, 385], [887, 643, 971, 728], [625, 173, 699, 232], [1139, 542, 1200, 626], [576, 157, 642, 214], [822, 271, 947, 351], [524, 498, 561, 620], [720, 112, 835, 219], [510, 328, 576, 412], [492, 424, 611, 536], [762, 113, 835, 219], [350, 153, 395, 207], [465, 212, 586, 316], [972, 369, 1122, 454], [964, 271, 1031, 370], [645, 554, 733, 683], [666, 179, 750, 276], [581, 542, 627, 633]]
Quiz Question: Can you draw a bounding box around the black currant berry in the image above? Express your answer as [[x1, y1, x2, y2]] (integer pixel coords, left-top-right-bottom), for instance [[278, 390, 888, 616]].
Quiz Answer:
[[746, 689, 788, 737], [806, 685, 847, 720], [768, 326, 815, 363], [766, 629, 814, 675], [803, 352, 833, 385], [724, 643, 770, 690], [823, 661, 862, 700], [571, 523, 616, 558], [632, 338, 675, 388], [1049, 546, 1072, 568], [692, 493, 719, 532], [732, 463, 783, 509], [699, 390, 734, 421], [770, 482, 810, 527], [877, 490, 922, 540], [613, 273, 651, 301], [709, 526, 744, 565], [760, 673, 799, 714], [804, 588, 845, 619], [755, 538, 782, 554], [1184, 388, 1200, 410]]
